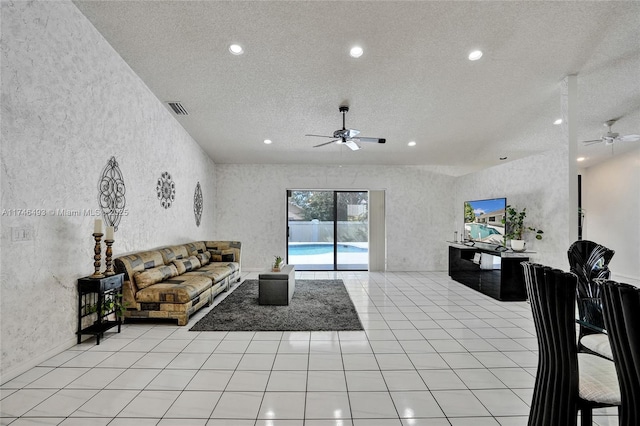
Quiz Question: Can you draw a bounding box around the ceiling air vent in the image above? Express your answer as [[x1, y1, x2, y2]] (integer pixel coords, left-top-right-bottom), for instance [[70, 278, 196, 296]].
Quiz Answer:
[[167, 102, 189, 116]]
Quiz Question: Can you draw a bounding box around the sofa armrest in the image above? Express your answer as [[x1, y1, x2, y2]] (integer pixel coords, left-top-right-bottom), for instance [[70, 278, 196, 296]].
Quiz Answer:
[[114, 250, 166, 304], [203, 241, 241, 262], [114, 257, 139, 307], [203, 241, 241, 276]]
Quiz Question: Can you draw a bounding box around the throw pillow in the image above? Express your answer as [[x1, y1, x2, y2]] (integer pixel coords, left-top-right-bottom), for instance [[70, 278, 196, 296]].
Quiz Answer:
[[209, 249, 235, 262], [172, 255, 202, 274], [134, 264, 179, 289], [196, 251, 211, 266]]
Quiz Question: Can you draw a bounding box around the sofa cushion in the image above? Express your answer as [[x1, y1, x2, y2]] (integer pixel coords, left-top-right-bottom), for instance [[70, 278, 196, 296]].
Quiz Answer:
[[135, 275, 212, 304], [134, 264, 179, 289], [209, 249, 235, 262], [185, 241, 207, 256], [117, 251, 165, 277], [196, 251, 211, 266], [205, 262, 240, 274], [183, 264, 232, 283], [172, 255, 201, 274], [160, 245, 190, 264], [137, 288, 212, 312]]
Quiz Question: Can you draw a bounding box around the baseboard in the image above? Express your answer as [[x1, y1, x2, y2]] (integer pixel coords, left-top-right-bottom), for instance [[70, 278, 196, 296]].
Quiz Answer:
[[1, 336, 78, 383]]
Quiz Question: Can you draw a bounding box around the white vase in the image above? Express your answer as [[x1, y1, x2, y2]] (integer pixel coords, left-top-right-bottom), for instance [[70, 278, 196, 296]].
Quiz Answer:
[[511, 240, 526, 252]]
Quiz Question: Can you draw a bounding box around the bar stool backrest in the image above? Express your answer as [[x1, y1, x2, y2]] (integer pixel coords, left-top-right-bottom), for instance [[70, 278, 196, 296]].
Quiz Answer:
[[601, 280, 640, 426], [522, 262, 579, 426], [567, 240, 614, 333]]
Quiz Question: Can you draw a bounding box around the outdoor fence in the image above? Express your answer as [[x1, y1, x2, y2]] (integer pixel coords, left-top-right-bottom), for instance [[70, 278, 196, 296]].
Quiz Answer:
[[288, 220, 368, 243]]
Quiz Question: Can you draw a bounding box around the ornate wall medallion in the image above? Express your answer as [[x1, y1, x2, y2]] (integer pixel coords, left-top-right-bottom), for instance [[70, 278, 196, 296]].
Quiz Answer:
[[194, 182, 203, 227], [98, 156, 126, 231], [157, 172, 175, 209]]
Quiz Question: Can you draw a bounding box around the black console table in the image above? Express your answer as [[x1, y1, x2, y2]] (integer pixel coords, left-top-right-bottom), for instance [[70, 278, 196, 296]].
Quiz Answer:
[[76, 273, 124, 344], [448, 242, 530, 301]]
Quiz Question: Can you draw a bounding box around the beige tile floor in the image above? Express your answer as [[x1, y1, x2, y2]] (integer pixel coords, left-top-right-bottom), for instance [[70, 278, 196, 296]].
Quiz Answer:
[[0, 271, 618, 425]]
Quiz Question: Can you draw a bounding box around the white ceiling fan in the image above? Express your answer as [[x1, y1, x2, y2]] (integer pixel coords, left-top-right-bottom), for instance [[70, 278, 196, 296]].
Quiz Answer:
[[306, 105, 386, 151], [582, 119, 640, 146]]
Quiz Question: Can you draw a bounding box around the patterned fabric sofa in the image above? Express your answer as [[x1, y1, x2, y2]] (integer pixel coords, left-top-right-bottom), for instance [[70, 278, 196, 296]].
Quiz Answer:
[[114, 241, 241, 325]]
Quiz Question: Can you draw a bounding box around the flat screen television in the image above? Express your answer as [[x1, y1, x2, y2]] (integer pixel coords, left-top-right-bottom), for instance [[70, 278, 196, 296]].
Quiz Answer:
[[464, 197, 506, 245]]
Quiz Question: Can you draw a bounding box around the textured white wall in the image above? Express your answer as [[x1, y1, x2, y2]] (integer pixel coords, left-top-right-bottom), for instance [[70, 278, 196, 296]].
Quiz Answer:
[[214, 164, 456, 271], [1, 1, 216, 378], [454, 149, 573, 270], [581, 148, 640, 285]]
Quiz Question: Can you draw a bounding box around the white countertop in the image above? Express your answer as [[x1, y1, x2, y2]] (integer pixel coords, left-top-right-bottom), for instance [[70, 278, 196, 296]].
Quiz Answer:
[[447, 241, 535, 257]]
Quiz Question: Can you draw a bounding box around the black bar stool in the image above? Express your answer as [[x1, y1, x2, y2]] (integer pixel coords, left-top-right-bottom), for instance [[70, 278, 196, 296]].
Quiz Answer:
[[522, 262, 620, 426]]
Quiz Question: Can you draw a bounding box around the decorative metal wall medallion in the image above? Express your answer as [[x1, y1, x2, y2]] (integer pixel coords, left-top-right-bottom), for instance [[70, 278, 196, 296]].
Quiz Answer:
[[157, 172, 175, 209], [98, 156, 126, 231], [194, 182, 203, 227]]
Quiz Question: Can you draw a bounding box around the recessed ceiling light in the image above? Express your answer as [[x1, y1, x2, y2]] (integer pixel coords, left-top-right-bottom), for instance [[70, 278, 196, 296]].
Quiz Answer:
[[468, 50, 483, 61], [554, 118, 563, 125], [263, 139, 272, 145], [408, 141, 416, 147], [577, 157, 586, 162], [229, 44, 244, 55], [350, 46, 364, 58], [499, 156, 508, 160]]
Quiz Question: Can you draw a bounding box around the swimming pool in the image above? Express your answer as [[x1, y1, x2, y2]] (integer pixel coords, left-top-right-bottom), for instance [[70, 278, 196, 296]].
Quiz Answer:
[[289, 243, 368, 255], [467, 223, 504, 239]]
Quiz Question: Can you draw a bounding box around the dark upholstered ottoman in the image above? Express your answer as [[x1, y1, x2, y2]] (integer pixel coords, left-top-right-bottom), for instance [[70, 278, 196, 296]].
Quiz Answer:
[[258, 265, 295, 305]]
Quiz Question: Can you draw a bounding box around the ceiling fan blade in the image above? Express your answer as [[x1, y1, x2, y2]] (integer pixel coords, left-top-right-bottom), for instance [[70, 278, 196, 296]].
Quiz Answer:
[[306, 134, 335, 138], [345, 140, 361, 151], [313, 139, 338, 148], [582, 139, 603, 145], [356, 137, 386, 144], [619, 134, 640, 142]]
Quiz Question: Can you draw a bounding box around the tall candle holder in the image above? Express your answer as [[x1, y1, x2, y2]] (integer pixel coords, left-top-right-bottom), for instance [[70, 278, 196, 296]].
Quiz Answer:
[[104, 239, 115, 276], [90, 233, 105, 278]]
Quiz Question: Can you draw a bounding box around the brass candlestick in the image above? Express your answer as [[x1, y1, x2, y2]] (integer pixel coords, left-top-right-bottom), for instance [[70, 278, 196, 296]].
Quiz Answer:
[[90, 233, 104, 278], [104, 239, 115, 276]]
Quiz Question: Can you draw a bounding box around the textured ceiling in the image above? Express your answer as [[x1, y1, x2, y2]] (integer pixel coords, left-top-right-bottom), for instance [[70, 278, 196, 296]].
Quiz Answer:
[[74, 1, 640, 173]]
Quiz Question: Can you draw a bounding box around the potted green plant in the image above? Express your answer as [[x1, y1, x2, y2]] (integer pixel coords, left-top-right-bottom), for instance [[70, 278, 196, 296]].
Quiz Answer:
[[85, 293, 127, 324], [273, 255, 284, 272], [101, 293, 127, 320], [503, 205, 543, 251]]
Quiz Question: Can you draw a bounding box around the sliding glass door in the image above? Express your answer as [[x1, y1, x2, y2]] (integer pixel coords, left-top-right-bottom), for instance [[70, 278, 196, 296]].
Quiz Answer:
[[336, 192, 369, 270], [287, 190, 369, 270], [287, 190, 335, 270]]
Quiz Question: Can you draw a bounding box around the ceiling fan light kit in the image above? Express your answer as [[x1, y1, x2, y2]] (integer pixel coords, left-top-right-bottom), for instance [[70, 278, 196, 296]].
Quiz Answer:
[[306, 105, 386, 151]]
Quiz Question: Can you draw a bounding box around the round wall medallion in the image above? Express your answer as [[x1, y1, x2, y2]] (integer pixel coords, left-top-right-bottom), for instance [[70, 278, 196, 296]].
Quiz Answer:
[[194, 182, 203, 227], [157, 172, 175, 209], [98, 156, 126, 231]]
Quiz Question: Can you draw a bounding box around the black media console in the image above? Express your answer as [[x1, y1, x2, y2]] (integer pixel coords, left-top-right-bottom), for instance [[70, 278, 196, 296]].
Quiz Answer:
[[448, 242, 530, 301]]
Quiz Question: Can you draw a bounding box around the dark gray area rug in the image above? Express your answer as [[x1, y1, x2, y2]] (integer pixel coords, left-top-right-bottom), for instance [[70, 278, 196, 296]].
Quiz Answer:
[[190, 279, 363, 331]]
